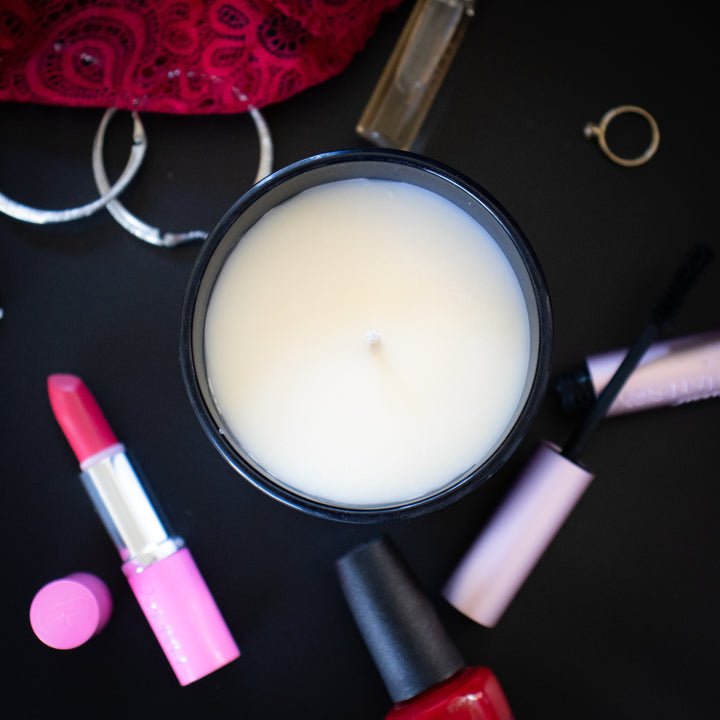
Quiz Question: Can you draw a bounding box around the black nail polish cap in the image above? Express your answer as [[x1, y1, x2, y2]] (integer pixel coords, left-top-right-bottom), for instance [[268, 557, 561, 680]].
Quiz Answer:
[[336, 536, 465, 703]]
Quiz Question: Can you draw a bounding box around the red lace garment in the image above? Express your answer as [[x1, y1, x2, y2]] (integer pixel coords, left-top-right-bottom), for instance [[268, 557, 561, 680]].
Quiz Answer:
[[0, 0, 404, 114]]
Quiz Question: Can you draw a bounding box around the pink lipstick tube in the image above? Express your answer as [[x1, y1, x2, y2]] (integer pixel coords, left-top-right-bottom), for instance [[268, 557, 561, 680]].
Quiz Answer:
[[47, 374, 239, 685]]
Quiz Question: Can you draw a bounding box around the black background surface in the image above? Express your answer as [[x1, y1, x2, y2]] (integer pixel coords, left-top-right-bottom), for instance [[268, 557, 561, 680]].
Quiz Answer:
[[2, 2, 718, 718]]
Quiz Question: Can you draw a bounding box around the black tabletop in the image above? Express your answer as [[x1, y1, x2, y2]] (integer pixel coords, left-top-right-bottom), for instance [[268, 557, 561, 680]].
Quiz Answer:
[[2, 2, 718, 718]]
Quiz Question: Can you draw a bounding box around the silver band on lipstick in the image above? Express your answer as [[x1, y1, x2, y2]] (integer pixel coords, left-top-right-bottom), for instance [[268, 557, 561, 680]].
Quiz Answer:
[[80, 448, 182, 571]]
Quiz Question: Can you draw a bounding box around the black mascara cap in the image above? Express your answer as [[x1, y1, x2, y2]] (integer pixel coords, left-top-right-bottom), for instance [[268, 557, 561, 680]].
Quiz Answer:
[[554, 361, 596, 411], [336, 537, 465, 703]]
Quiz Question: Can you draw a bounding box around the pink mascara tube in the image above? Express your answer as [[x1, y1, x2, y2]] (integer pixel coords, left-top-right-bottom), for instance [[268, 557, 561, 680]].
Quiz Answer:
[[47, 374, 240, 685], [555, 331, 720, 415], [444, 244, 714, 628]]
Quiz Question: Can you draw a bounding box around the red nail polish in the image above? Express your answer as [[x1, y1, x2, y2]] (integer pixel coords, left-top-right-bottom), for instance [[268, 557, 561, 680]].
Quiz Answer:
[[336, 537, 514, 720]]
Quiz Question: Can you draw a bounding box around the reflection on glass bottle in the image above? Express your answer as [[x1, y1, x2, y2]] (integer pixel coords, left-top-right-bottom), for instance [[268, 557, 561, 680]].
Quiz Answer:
[[357, 0, 475, 150]]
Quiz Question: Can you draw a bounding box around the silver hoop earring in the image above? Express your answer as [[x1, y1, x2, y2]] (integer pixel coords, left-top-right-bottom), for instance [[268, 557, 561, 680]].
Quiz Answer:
[[92, 106, 274, 248], [0, 111, 146, 224]]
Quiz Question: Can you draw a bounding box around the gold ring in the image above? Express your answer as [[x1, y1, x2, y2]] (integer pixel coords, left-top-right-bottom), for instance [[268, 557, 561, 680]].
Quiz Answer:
[[584, 105, 660, 167]]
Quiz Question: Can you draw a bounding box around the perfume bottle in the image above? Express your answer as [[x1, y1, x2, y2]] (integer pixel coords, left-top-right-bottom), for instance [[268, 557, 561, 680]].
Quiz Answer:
[[356, 0, 476, 150], [336, 537, 514, 719]]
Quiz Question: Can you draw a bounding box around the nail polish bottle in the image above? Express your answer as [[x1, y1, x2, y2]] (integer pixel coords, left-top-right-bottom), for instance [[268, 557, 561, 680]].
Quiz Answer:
[[336, 537, 514, 720]]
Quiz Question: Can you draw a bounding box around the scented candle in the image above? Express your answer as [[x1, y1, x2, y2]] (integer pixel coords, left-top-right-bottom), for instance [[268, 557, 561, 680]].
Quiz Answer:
[[182, 150, 551, 520], [205, 179, 527, 507]]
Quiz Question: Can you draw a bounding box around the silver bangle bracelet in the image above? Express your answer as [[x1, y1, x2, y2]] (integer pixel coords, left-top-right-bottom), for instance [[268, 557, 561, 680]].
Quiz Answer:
[[92, 106, 274, 248], [0, 111, 147, 224]]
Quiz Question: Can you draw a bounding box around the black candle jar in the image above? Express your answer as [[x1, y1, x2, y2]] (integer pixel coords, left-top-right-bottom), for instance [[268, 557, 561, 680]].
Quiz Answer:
[[180, 149, 552, 522]]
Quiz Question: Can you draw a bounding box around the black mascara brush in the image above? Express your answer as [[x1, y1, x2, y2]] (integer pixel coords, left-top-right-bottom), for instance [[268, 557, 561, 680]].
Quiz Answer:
[[443, 243, 715, 628], [562, 242, 715, 460]]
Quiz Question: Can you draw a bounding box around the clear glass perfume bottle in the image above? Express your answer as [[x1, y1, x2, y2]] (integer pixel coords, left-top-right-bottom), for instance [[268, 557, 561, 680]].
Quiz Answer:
[[357, 0, 476, 150]]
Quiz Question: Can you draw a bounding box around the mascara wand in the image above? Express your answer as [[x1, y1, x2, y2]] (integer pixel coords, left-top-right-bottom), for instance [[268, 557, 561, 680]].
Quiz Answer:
[[443, 243, 715, 628]]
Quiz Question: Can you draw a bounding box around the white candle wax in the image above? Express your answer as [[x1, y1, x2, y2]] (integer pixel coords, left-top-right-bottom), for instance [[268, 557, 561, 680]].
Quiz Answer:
[[204, 178, 531, 508]]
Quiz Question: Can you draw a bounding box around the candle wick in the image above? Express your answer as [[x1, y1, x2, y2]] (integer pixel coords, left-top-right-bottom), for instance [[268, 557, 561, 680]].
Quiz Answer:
[[366, 329, 382, 348]]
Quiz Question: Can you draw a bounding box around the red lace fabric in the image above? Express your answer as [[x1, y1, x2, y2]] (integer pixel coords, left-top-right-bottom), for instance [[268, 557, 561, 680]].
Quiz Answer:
[[0, 0, 404, 113]]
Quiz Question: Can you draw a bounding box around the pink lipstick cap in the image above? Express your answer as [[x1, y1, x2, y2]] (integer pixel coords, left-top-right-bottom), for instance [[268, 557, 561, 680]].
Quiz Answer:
[[443, 441, 595, 627], [124, 547, 240, 685], [29, 572, 113, 649]]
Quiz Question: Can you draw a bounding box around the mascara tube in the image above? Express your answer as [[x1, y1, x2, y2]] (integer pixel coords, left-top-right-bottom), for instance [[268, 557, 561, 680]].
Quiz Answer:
[[356, 0, 475, 150], [47, 374, 240, 685], [555, 331, 720, 415]]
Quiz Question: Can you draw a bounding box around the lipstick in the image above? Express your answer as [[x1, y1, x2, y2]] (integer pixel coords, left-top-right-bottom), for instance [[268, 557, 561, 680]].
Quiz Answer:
[[47, 374, 239, 685]]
